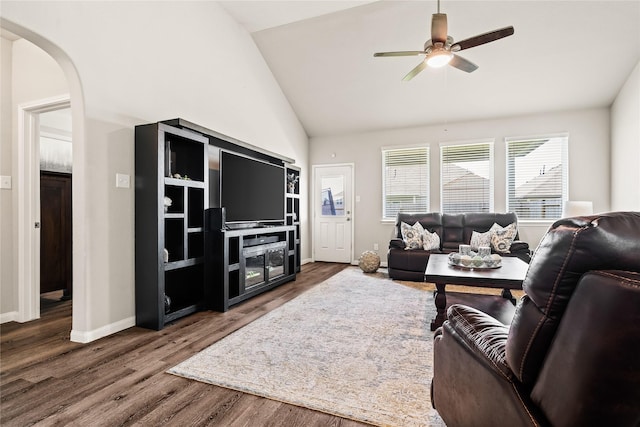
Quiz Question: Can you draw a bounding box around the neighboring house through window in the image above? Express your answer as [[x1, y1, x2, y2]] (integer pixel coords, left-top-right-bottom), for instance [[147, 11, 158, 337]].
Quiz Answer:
[[506, 134, 568, 220], [382, 146, 429, 220], [440, 141, 494, 214]]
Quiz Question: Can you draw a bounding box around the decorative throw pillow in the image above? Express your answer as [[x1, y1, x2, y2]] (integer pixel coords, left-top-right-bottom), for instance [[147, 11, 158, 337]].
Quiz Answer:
[[422, 230, 441, 251], [470, 230, 492, 251], [489, 222, 518, 253], [401, 221, 424, 250]]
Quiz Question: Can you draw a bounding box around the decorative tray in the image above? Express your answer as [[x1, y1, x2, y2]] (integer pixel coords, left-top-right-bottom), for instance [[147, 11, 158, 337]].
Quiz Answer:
[[448, 252, 502, 270]]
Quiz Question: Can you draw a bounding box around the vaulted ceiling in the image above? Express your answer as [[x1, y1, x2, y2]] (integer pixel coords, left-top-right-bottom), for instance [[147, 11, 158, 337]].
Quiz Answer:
[[221, 1, 640, 138]]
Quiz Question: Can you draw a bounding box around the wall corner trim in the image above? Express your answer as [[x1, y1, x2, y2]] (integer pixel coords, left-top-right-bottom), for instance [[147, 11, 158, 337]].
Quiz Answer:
[[70, 316, 135, 344]]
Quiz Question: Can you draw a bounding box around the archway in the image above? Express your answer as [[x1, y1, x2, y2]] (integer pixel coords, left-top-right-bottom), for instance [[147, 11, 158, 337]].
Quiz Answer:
[[1, 18, 87, 342]]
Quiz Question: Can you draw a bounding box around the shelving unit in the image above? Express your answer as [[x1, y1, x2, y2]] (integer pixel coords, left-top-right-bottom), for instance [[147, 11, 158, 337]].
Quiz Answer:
[[135, 118, 302, 326], [286, 165, 301, 274], [135, 123, 208, 330]]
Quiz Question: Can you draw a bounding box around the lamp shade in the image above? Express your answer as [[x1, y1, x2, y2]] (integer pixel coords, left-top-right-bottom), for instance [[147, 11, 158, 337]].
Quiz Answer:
[[562, 201, 593, 217]]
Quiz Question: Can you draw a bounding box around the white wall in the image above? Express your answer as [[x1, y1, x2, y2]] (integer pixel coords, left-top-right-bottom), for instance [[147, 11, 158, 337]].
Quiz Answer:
[[1, 1, 309, 341], [611, 61, 640, 211], [310, 108, 610, 262]]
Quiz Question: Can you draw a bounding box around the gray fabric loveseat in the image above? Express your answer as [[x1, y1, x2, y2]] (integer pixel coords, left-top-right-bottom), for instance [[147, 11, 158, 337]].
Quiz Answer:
[[388, 212, 531, 281]]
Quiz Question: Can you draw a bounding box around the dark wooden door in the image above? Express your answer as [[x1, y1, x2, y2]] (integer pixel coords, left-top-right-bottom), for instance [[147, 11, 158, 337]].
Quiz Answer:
[[40, 172, 72, 297]]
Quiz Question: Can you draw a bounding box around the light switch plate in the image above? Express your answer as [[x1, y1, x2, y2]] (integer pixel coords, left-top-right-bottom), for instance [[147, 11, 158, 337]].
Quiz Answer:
[[0, 175, 11, 189], [115, 173, 130, 188]]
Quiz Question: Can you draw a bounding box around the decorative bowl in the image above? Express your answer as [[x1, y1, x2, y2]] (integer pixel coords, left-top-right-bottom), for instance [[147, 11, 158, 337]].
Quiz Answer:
[[448, 252, 502, 270]]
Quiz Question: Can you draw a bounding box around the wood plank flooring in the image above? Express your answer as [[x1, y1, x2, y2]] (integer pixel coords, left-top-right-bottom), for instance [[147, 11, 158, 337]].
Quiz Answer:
[[1, 262, 370, 427]]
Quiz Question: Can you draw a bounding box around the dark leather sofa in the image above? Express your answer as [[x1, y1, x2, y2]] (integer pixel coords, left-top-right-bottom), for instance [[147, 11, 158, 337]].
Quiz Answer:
[[387, 212, 530, 281], [432, 211, 640, 427]]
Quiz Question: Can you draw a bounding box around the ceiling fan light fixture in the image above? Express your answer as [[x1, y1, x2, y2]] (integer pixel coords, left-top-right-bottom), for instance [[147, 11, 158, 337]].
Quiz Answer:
[[426, 50, 453, 68]]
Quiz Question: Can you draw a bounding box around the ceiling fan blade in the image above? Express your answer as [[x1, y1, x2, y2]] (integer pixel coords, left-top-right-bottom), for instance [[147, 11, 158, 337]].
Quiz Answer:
[[452, 26, 514, 51], [431, 13, 448, 43], [449, 54, 478, 73], [402, 61, 427, 81], [374, 51, 424, 57]]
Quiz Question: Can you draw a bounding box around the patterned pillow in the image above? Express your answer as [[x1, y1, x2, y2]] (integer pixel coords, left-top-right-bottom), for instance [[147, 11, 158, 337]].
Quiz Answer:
[[401, 221, 424, 250], [470, 230, 492, 251], [422, 230, 441, 251], [489, 222, 518, 253]]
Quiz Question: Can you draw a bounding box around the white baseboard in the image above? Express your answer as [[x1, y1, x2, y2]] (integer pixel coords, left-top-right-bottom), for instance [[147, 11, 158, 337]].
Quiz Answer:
[[0, 311, 19, 324], [70, 316, 136, 344], [301, 258, 313, 265]]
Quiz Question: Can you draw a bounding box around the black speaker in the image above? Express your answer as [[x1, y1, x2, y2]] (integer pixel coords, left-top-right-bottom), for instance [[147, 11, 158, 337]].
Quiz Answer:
[[207, 207, 226, 230]]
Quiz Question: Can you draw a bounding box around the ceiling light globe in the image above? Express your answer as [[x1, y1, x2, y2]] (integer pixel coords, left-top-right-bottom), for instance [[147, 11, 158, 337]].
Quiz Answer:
[[427, 51, 453, 68]]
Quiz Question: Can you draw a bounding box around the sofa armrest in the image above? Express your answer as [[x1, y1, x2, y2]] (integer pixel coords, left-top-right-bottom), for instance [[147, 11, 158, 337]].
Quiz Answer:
[[389, 238, 406, 250], [443, 304, 513, 379], [432, 304, 544, 426]]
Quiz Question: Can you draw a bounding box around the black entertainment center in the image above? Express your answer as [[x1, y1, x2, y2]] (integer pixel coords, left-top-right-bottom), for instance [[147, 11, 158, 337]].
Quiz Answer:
[[135, 119, 301, 330]]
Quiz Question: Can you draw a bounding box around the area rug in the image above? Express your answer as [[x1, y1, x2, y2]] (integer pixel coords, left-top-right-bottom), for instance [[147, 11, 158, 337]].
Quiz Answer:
[[168, 267, 445, 426]]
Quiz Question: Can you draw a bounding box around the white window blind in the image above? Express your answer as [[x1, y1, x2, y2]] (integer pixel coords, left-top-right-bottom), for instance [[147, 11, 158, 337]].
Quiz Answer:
[[506, 135, 568, 220], [440, 142, 493, 214], [382, 146, 429, 220]]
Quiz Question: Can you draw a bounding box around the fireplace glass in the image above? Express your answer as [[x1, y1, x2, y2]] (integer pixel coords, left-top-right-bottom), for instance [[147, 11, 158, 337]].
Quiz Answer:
[[245, 253, 265, 289], [242, 241, 287, 291], [267, 248, 285, 278]]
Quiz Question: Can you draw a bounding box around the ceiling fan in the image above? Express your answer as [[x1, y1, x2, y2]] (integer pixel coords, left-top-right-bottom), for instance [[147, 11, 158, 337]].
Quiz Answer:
[[373, 0, 514, 81]]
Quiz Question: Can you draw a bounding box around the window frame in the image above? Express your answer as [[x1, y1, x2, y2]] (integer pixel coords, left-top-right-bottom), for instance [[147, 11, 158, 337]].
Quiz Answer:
[[381, 145, 430, 221], [439, 139, 495, 214], [505, 133, 569, 222]]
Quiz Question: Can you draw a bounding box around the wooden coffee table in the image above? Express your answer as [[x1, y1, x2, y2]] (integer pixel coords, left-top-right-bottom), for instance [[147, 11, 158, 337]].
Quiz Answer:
[[425, 254, 529, 331]]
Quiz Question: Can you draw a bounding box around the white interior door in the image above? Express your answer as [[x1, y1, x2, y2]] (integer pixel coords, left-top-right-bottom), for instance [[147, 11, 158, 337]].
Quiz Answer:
[[313, 164, 353, 263]]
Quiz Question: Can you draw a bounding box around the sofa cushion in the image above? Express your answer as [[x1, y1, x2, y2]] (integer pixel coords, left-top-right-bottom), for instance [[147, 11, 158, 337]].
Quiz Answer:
[[394, 212, 443, 240], [470, 230, 492, 251], [464, 213, 520, 243], [423, 230, 441, 250], [400, 221, 424, 250], [490, 222, 518, 253], [530, 270, 640, 427]]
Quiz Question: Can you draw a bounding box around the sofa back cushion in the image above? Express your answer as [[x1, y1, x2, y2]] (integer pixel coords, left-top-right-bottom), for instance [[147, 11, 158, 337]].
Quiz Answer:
[[394, 212, 443, 241], [530, 270, 640, 427], [506, 212, 640, 386], [441, 214, 465, 249], [440, 212, 519, 250], [463, 212, 519, 244]]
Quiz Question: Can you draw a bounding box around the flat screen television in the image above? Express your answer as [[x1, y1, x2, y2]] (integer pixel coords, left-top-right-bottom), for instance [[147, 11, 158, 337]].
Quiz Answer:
[[220, 150, 285, 226]]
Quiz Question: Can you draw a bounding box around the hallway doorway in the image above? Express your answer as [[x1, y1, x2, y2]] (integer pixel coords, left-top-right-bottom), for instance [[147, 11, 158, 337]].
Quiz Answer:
[[18, 99, 72, 318]]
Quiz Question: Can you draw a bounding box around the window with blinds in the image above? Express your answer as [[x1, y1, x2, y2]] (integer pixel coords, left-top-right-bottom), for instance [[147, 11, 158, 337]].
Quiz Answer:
[[382, 146, 429, 220], [440, 141, 494, 214], [506, 135, 568, 220]]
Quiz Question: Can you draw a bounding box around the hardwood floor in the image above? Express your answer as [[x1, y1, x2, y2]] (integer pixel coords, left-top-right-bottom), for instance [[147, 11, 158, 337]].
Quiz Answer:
[[1, 262, 369, 427]]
